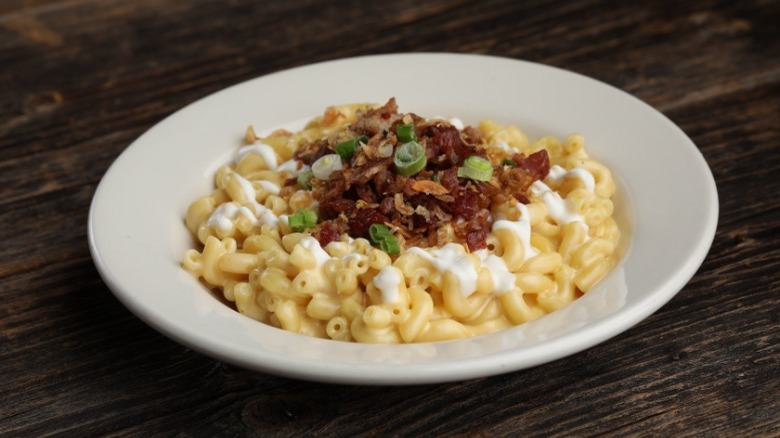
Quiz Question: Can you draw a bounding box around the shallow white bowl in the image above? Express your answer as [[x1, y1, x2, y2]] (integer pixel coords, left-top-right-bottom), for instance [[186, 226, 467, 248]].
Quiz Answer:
[[88, 53, 718, 385]]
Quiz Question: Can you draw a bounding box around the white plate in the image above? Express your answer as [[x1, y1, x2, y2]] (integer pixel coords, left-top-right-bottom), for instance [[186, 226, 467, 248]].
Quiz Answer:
[[88, 53, 718, 385]]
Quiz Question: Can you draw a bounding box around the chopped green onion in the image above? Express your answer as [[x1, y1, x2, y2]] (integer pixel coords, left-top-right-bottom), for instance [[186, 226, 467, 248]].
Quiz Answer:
[[394, 141, 426, 176], [458, 156, 494, 181], [335, 139, 357, 161], [378, 235, 400, 254], [311, 154, 342, 180], [297, 168, 314, 189], [369, 224, 399, 254], [396, 123, 416, 142], [501, 158, 516, 168], [288, 208, 318, 232], [369, 223, 391, 241], [335, 135, 369, 161]]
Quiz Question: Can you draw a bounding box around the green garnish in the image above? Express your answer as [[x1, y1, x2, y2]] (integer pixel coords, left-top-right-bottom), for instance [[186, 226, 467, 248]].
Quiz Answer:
[[396, 123, 416, 142], [297, 168, 314, 189], [369, 223, 400, 254], [501, 158, 516, 168], [334, 135, 367, 161], [457, 156, 494, 181], [393, 141, 426, 176], [288, 208, 318, 232]]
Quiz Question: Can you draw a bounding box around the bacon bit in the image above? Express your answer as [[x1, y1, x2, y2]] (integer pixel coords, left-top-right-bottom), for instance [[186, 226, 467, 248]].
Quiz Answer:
[[525, 149, 550, 180], [351, 98, 400, 136], [411, 180, 449, 196], [394, 193, 415, 216], [379, 197, 395, 215], [314, 221, 341, 247], [466, 229, 488, 251], [462, 126, 483, 144], [358, 163, 387, 183], [348, 209, 388, 236]]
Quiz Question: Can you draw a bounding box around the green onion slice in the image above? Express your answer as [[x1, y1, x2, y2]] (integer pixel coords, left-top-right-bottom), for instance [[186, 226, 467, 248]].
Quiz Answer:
[[393, 141, 426, 176], [334, 135, 369, 161], [457, 156, 494, 181], [369, 223, 391, 241], [288, 208, 318, 232], [378, 235, 400, 254], [396, 123, 416, 142], [311, 154, 343, 180], [501, 158, 516, 168], [297, 168, 314, 189], [369, 223, 400, 254]]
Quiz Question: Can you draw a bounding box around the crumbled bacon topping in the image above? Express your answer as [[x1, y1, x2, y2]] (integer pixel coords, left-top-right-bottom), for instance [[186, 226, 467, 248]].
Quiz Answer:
[[298, 98, 550, 251]]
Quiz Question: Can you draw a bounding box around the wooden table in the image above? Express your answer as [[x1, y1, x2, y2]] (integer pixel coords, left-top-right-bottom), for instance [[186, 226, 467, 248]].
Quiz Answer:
[[1, 0, 778, 435]]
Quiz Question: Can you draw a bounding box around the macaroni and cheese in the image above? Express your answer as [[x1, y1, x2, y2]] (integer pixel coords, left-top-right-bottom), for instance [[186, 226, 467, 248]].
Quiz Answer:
[[183, 99, 621, 343]]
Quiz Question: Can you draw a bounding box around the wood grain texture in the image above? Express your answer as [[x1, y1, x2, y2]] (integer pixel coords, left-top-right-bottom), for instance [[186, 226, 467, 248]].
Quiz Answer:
[[0, 0, 778, 436]]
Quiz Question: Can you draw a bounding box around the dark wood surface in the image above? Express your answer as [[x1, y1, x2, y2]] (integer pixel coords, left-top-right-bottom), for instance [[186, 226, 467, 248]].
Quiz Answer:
[[1, 0, 778, 436]]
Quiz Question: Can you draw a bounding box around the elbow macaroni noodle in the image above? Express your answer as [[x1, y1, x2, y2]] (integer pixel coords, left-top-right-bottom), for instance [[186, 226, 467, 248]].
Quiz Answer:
[[183, 103, 621, 343]]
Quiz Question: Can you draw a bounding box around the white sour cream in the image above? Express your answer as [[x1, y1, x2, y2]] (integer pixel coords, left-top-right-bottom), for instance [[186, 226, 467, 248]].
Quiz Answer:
[[298, 236, 332, 267], [547, 165, 595, 192], [531, 180, 586, 228], [235, 144, 279, 169], [374, 266, 402, 303], [492, 202, 539, 261], [277, 159, 303, 176], [207, 173, 280, 232], [409, 243, 479, 297], [474, 250, 516, 294], [257, 180, 281, 195]]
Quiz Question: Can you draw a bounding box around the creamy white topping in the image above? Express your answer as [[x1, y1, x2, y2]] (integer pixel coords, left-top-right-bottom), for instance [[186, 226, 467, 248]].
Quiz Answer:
[[257, 180, 281, 195], [547, 165, 595, 192], [298, 236, 331, 267], [207, 203, 240, 233], [531, 180, 586, 228], [235, 144, 279, 169], [492, 202, 539, 261], [409, 243, 478, 297], [475, 250, 516, 294], [278, 159, 303, 176], [207, 173, 280, 232], [233, 172, 257, 202], [374, 266, 402, 303]]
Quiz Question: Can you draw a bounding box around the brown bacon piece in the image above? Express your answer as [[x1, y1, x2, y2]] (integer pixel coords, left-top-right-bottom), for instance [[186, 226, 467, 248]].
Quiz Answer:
[[522, 149, 550, 180], [347, 208, 388, 237], [350, 98, 401, 137], [314, 221, 342, 247], [466, 229, 488, 251], [294, 138, 331, 165]]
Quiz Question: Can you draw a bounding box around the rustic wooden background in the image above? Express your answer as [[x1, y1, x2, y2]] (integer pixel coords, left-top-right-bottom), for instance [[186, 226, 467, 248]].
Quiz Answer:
[[1, 0, 778, 436]]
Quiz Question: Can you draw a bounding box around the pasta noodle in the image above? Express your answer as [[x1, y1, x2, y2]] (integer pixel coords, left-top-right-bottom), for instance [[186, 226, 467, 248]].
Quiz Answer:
[[183, 100, 621, 343]]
